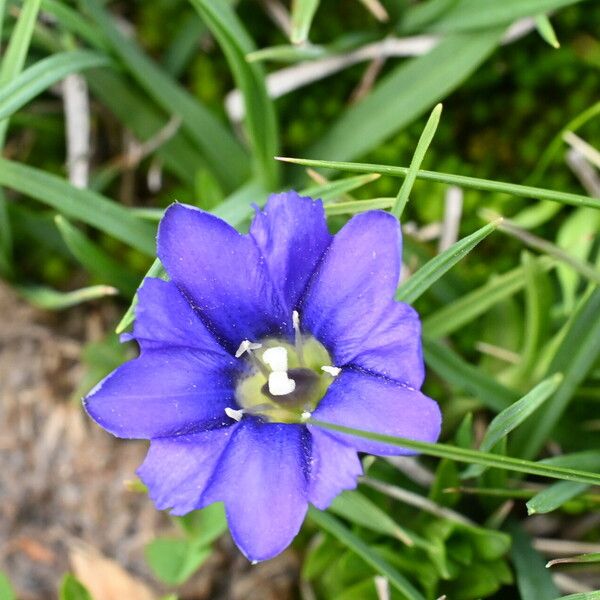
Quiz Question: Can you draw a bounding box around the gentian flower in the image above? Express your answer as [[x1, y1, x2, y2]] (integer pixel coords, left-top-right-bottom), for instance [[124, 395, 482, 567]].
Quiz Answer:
[[84, 192, 441, 561]]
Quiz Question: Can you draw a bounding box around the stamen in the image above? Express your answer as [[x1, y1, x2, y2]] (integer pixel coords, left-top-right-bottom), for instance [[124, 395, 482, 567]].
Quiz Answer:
[[268, 371, 296, 396], [225, 407, 244, 421], [292, 310, 305, 366], [321, 365, 341, 377], [234, 339, 270, 378], [301, 410, 312, 422]]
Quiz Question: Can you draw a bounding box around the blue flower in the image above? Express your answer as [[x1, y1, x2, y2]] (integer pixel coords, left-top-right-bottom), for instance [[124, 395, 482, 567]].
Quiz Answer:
[[84, 192, 441, 562]]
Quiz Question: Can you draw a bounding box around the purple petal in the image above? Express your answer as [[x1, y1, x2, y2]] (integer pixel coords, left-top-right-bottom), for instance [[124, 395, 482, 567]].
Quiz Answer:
[[302, 211, 424, 387], [158, 203, 288, 352], [131, 277, 231, 356], [307, 429, 362, 509], [312, 370, 441, 456], [202, 419, 309, 561], [250, 192, 332, 312], [84, 348, 239, 439], [137, 426, 237, 515]]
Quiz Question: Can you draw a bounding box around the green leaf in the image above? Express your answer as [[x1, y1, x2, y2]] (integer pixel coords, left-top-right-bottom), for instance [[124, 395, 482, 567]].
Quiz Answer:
[[306, 419, 600, 485], [423, 256, 555, 338], [188, 0, 279, 189], [59, 574, 92, 600], [0, 572, 15, 600], [551, 593, 600, 600], [290, 0, 320, 44], [80, 0, 249, 191], [175, 503, 228, 546], [307, 30, 502, 163], [526, 481, 589, 515], [309, 508, 426, 600], [55, 215, 139, 296], [547, 553, 600, 567], [462, 374, 563, 479], [392, 103, 442, 218], [535, 14, 560, 48], [0, 158, 156, 255], [396, 220, 499, 305], [277, 157, 600, 210], [16, 284, 117, 309], [0, 50, 109, 120], [430, 0, 584, 32], [145, 538, 211, 585], [329, 490, 416, 546], [507, 522, 559, 600], [513, 287, 600, 459], [301, 173, 381, 203]]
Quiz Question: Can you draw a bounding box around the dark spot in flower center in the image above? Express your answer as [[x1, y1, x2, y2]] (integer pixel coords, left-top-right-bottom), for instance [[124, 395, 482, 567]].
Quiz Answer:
[[260, 368, 321, 408]]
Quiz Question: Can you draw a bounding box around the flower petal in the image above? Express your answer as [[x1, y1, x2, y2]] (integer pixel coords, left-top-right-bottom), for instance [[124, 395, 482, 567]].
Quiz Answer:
[[202, 419, 309, 561], [83, 348, 240, 439], [158, 203, 288, 352], [312, 369, 441, 456], [137, 426, 237, 515], [250, 192, 332, 312], [131, 277, 231, 356], [302, 211, 424, 385], [307, 429, 362, 510]]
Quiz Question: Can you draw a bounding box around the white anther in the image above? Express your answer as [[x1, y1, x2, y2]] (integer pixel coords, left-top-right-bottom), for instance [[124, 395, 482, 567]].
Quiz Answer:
[[321, 365, 341, 377], [225, 407, 244, 421], [268, 371, 296, 396], [262, 346, 289, 372], [235, 339, 262, 358], [301, 411, 312, 422], [292, 310, 300, 330]]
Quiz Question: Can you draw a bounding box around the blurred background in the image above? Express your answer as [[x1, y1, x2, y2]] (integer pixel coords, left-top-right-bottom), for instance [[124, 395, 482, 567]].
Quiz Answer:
[[0, 1, 599, 599]]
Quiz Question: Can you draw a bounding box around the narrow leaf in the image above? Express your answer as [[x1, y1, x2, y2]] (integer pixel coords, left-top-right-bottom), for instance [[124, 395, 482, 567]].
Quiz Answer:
[[527, 481, 589, 515], [301, 173, 381, 202], [290, 0, 320, 44], [547, 553, 600, 568], [17, 284, 117, 309], [535, 14, 560, 48]]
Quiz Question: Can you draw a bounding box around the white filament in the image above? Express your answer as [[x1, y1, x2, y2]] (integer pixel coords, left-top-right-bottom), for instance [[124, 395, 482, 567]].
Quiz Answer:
[[235, 339, 262, 358]]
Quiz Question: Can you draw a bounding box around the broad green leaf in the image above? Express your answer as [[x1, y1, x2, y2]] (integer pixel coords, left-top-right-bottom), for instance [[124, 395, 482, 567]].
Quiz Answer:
[[513, 287, 600, 459], [59, 574, 92, 600], [462, 374, 562, 479], [188, 0, 279, 189], [307, 30, 502, 163], [423, 339, 518, 411], [306, 419, 600, 485], [0, 158, 156, 255], [392, 103, 442, 218], [81, 0, 249, 191], [526, 481, 589, 515], [548, 553, 600, 567], [0, 572, 15, 600], [507, 523, 559, 600], [309, 508, 426, 600], [55, 216, 139, 296], [291, 0, 320, 44], [430, 0, 584, 32], [396, 220, 499, 305], [535, 14, 560, 48], [17, 284, 117, 309], [0, 51, 109, 121], [423, 257, 555, 338], [278, 157, 600, 210], [329, 490, 415, 546], [145, 538, 211, 585]]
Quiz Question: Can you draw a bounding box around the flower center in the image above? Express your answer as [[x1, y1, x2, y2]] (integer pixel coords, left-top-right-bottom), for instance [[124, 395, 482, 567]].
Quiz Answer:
[[232, 313, 339, 424]]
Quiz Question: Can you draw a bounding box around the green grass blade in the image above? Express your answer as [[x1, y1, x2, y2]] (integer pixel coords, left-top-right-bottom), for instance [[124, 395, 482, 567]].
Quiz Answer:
[[301, 173, 381, 202], [277, 157, 600, 210], [396, 220, 499, 305], [329, 490, 416, 546], [323, 196, 392, 216], [550, 593, 600, 600], [290, 0, 320, 44], [507, 522, 559, 600], [548, 553, 600, 567], [462, 374, 563, 479], [306, 419, 600, 485], [308, 508, 426, 600], [535, 14, 560, 48], [80, 0, 249, 191], [55, 216, 139, 296], [392, 103, 442, 218], [431, 0, 583, 32], [0, 51, 109, 121], [423, 338, 518, 411], [512, 287, 600, 459], [306, 30, 501, 163], [115, 258, 167, 334], [526, 481, 589, 515], [17, 283, 117, 309], [423, 257, 555, 338], [188, 0, 279, 189], [0, 158, 156, 255]]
